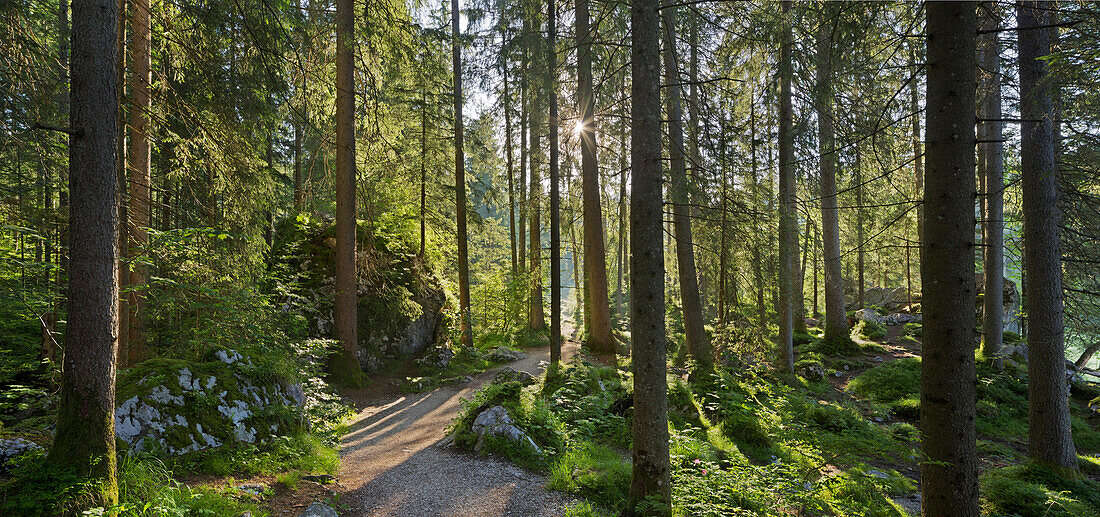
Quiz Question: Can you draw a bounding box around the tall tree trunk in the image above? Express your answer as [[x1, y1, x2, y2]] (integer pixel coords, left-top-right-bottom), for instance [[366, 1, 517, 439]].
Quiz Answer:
[[115, 0, 128, 367], [293, 111, 303, 211], [503, 45, 517, 279], [979, 3, 1004, 371], [856, 149, 865, 308], [453, 0, 473, 348], [576, 0, 612, 354], [662, 6, 710, 368], [420, 91, 427, 258], [616, 129, 627, 321], [47, 0, 120, 504], [1018, 0, 1078, 474], [528, 9, 546, 333], [330, 0, 364, 385], [750, 95, 766, 332], [718, 115, 729, 325], [548, 0, 561, 364], [816, 7, 847, 346], [910, 44, 923, 266], [776, 0, 795, 372], [921, 4, 979, 514], [127, 0, 151, 364], [518, 36, 528, 289], [626, 0, 670, 512]]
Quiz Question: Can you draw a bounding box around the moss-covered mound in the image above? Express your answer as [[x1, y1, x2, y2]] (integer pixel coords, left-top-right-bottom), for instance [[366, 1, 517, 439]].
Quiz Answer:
[[273, 214, 452, 372], [114, 349, 305, 456]]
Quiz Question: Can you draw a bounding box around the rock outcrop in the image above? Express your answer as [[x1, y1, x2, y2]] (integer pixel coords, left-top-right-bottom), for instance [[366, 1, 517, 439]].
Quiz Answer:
[[113, 351, 305, 456]]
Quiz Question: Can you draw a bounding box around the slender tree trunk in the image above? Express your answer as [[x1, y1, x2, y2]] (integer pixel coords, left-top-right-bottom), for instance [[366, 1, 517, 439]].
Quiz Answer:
[[910, 44, 924, 267], [502, 31, 517, 278], [978, 3, 1004, 371], [518, 38, 528, 288], [626, 0, 670, 512], [548, 0, 561, 364], [856, 149, 865, 308], [47, 0, 119, 504], [921, 4, 979, 514], [293, 111, 303, 211], [662, 6, 710, 367], [776, 0, 795, 372], [330, 0, 364, 385], [576, 0, 612, 354], [817, 9, 847, 345], [616, 127, 627, 322], [126, 0, 151, 364], [115, 0, 128, 367], [453, 0, 473, 348], [750, 96, 765, 332], [420, 92, 427, 258], [660, 5, 712, 367], [1018, 0, 1078, 474], [718, 116, 729, 325]]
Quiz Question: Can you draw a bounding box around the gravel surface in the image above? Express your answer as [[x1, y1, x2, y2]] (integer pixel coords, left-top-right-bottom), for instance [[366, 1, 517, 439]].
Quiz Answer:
[[337, 341, 581, 517]]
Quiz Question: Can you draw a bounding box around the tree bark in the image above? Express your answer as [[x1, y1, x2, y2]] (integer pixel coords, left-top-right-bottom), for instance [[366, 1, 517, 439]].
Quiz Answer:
[[453, 0, 473, 348], [626, 0, 670, 513], [576, 0, 612, 354], [330, 0, 364, 385], [126, 0, 151, 364], [1018, 0, 1078, 474], [776, 0, 795, 372], [750, 95, 766, 332], [921, 4, 980, 515], [661, 5, 710, 368], [47, 0, 120, 504], [502, 27, 517, 279], [548, 0, 561, 365], [816, 6, 848, 347], [978, 3, 1004, 371]]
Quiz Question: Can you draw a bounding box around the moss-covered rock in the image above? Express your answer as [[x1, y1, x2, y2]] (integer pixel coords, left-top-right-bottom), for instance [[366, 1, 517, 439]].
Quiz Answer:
[[275, 217, 451, 372], [114, 350, 305, 456]]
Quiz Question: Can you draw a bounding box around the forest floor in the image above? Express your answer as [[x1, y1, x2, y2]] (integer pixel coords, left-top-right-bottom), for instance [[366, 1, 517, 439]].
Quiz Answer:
[[266, 330, 583, 516]]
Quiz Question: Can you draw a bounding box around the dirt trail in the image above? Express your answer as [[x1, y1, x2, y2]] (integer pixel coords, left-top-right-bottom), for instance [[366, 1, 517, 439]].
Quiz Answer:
[[334, 335, 581, 516]]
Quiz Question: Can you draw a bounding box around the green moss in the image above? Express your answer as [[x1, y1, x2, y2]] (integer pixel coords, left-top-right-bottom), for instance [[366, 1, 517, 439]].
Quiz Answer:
[[807, 335, 862, 356], [854, 320, 888, 341], [981, 464, 1100, 517], [848, 358, 921, 404]]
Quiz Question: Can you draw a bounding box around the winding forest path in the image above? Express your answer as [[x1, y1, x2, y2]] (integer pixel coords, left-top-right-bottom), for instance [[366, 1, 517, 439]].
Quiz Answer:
[[334, 329, 582, 516]]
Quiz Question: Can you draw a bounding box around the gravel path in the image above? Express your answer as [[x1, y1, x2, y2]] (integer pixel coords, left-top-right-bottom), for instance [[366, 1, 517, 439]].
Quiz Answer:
[[336, 339, 581, 516]]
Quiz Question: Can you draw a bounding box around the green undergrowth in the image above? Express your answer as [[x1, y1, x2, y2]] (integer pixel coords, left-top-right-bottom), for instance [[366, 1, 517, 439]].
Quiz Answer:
[[450, 380, 566, 471], [405, 330, 548, 393], [1, 450, 263, 517], [981, 463, 1100, 517], [848, 357, 1100, 457]]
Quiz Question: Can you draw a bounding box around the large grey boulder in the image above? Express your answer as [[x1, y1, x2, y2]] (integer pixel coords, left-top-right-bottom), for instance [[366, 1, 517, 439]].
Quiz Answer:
[[471, 405, 540, 453], [114, 360, 305, 456], [854, 308, 886, 325]]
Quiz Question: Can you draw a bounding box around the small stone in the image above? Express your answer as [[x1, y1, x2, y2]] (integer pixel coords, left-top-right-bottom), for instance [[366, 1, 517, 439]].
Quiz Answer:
[[493, 367, 536, 386], [299, 502, 339, 517], [873, 356, 884, 363], [487, 347, 526, 363]]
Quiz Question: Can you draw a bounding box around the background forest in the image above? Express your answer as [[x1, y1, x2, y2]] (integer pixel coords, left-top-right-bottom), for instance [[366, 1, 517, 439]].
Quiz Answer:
[[2, 0, 1100, 516]]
